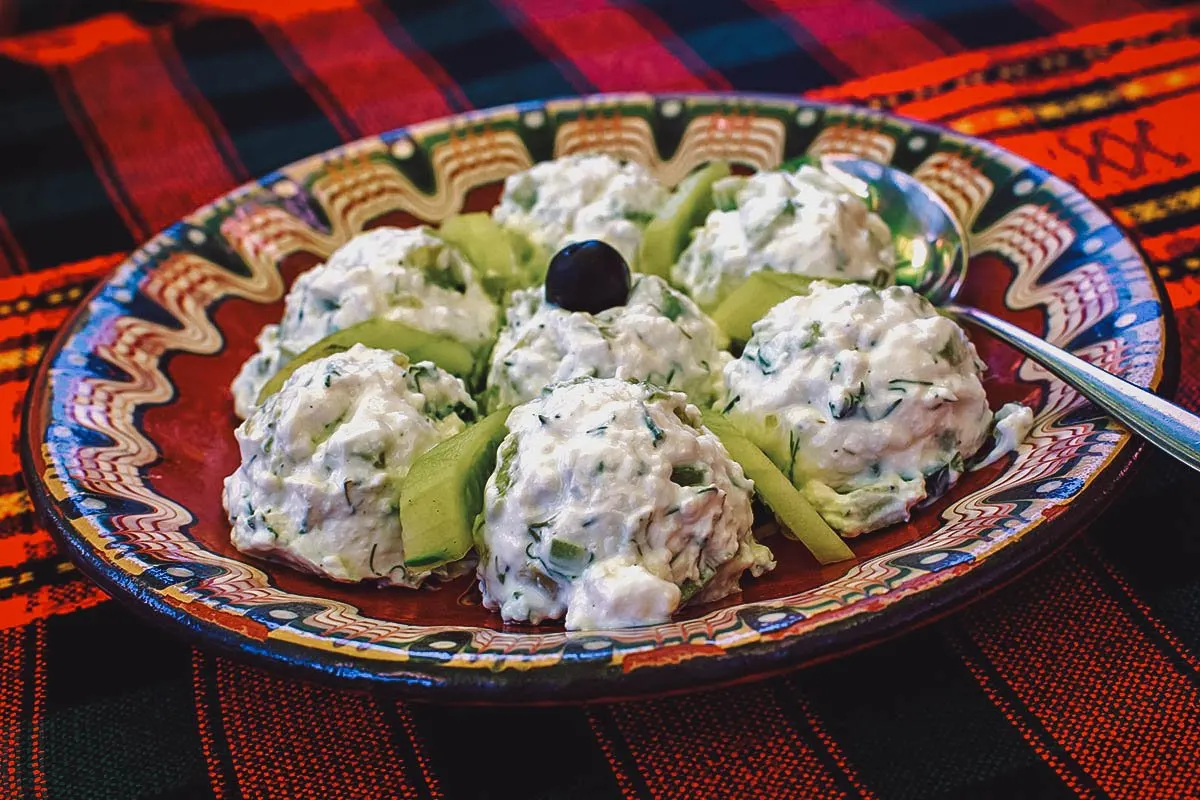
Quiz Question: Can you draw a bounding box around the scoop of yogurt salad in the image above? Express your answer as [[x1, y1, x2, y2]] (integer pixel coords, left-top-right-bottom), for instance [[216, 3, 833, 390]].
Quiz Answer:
[[475, 378, 773, 630], [222, 153, 1034, 631], [723, 281, 1029, 536], [231, 226, 499, 418], [485, 272, 730, 410], [492, 153, 669, 270], [223, 344, 477, 587], [673, 165, 895, 310]]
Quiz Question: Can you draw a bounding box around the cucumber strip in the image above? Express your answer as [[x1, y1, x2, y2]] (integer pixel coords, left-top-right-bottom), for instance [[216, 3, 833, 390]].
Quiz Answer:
[[638, 161, 732, 279], [700, 409, 854, 565], [435, 212, 521, 296], [711, 272, 860, 344], [398, 407, 513, 570], [256, 318, 480, 406]]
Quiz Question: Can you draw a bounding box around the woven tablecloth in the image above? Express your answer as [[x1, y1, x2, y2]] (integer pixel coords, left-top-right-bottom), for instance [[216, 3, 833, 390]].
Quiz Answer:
[[3, 1, 1200, 798]]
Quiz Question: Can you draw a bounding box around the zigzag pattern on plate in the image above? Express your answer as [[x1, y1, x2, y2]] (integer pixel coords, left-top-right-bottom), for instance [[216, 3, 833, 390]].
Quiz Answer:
[[808, 124, 896, 164], [913, 151, 994, 229], [69, 252, 283, 551], [554, 111, 786, 186]]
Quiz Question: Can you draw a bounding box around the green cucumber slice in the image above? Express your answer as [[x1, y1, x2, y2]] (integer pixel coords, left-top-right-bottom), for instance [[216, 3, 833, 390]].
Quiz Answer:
[[700, 409, 854, 565], [256, 318, 480, 406], [710, 271, 824, 343], [638, 161, 732, 279], [398, 407, 513, 570], [435, 213, 548, 298]]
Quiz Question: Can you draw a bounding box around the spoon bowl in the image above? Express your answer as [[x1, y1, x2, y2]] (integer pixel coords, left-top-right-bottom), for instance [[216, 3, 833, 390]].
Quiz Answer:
[[819, 153, 967, 305], [818, 154, 1200, 474]]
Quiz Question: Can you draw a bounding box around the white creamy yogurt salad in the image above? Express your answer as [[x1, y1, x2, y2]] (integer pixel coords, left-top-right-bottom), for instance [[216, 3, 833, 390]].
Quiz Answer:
[[723, 282, 995, 537], [492, 153, 669, 269], [223, 344, 477, 587], [475, 378, 774, 630], [230, 226, 499, 418], [673, 166, 895, 310], [485, 273, 730, 409]]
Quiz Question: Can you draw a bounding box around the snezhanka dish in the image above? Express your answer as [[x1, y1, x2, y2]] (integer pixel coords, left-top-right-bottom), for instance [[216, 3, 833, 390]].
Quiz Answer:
[[23, 94, 1175, 703]]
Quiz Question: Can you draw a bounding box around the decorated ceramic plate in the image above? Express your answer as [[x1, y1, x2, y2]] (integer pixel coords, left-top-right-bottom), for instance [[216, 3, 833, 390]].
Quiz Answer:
[[22, 93, 1175, 703]]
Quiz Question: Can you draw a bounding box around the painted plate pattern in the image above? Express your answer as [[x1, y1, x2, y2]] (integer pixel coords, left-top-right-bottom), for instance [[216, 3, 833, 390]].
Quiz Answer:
[[23, 93, 1173, 702]]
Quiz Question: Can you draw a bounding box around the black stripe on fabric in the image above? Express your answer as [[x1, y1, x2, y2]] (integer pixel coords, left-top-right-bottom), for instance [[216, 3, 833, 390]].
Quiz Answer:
[[0, 57, 135, 270], [150, 22, 250, 184], [491, 0, 596, 94], [629, 0, 837, 92], [0, 558, 80, 601], [40, 603, 213, 799], [768, 678, 863, 798], [1075, 544, 1200, 694], [585, 705, 654, 800], [857, 16, 1200, 112], [1130, 206, 1200, 239], [386, 0, 582, 109], [359, 2, 470, 114], [196, 654, 244, 800], [932, 52, 1200, 130], [171, 15, 343, 182], [965, 81, 1200, 141], [1105, 171, 1200, 210], [405, 702, 628, 799], [256, 21, 362, 142], [885, 0, 1055, 50], [950, 627, 1108, 799], [1087, 450, 1200, 657], [794, 626, 1079, 800], [375, 701, 435, 800], [12, 0, 125, 35]]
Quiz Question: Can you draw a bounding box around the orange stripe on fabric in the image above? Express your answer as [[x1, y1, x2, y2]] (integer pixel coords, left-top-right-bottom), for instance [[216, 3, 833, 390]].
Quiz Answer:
[[0, 577, 107, 631], [992, 99, 1196, 201], [0, 627, 26, 799], [0, 253, 120, 303], [764, 0, 947, 78], [52, 18, 239, 234], [264, 3, 455, 137], [604, 683, 850, 798], [0, 532, 56, 570], [963, 550, 1200, 799], [1165, 273, 1200, 309], [845, 23, 1200, 125], [215, 659, 424, 800], [814, 9, 1197, 108], [0, 381, 35, 477], [0, 492, 33, 524], [947, 61, 1200, 141], [1138, 222, 1200, 263], [0, 309, 75, 344], [502, 0, 711, 92], [0, 346, 44, 374]]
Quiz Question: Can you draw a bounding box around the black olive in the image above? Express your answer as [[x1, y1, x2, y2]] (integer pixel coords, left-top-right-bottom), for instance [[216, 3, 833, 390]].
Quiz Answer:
[[544, 239, 631, 314]]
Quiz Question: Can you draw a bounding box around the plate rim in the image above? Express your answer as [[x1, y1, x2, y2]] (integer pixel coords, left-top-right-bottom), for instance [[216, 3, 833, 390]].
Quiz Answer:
[[20, 90, 1182, 704]]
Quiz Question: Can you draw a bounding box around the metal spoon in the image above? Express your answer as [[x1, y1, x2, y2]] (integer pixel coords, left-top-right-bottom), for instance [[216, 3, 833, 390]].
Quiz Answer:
[[819, 154, 1200, 474]]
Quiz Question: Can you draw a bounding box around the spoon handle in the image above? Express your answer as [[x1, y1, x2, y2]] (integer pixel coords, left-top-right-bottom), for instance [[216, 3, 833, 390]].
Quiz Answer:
[[944, 302, 1200, 474]]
